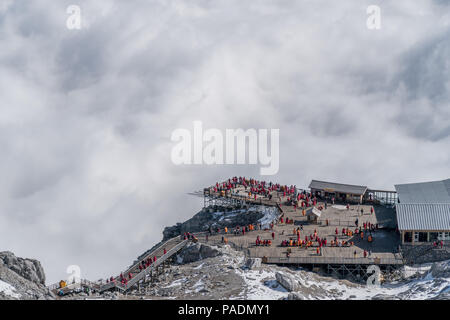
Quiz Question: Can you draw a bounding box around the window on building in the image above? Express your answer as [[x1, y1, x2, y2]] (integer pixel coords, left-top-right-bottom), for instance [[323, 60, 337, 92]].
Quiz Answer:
[[418, 232, 428, 242], [430, 233, 439, 241]]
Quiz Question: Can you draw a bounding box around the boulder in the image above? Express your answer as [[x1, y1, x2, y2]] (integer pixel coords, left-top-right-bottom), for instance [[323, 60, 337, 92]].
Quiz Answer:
[[287, 292, 304, 300], [275, 272, 299, 292], [245, 258, 261, 270], [176, 243, 221, 264]]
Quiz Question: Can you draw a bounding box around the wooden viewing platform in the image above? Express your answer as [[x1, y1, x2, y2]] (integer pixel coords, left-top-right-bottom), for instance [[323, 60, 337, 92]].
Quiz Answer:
[[199, 181, 404, 271]]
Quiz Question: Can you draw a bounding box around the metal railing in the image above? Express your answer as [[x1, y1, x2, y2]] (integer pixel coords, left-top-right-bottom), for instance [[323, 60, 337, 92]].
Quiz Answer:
[[98, 235, 183, 292], [47, 278, 101, 292], [114, 239, 189, 292], [99, 238, 189, 293], [127, 237, 180, 274], [262, 256, 404, 265], [318, 219, 359, 227], [207, 190, 280, 207], [318, 217, 394, 228]]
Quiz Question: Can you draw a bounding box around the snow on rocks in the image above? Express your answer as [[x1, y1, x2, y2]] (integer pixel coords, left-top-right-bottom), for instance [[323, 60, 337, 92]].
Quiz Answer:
[[0, 280, 21, 299], [257, 206, 279, 229]]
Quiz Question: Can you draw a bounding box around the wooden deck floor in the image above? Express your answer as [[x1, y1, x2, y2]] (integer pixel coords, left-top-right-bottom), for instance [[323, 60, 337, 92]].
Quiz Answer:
[[200, 185, 402, 265]]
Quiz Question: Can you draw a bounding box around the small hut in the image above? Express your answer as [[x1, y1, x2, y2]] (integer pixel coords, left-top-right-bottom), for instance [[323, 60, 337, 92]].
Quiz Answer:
[[307, 207, 322, 223]]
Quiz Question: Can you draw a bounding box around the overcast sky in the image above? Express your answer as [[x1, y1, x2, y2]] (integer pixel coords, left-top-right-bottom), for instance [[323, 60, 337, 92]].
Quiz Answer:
[[0, 0, 449, 284]]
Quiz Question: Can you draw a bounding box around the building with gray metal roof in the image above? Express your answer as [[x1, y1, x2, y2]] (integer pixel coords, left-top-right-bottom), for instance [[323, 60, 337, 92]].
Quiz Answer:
[[308, 180, 368, 204], [309, 180, 368, 195], [395, 178, 450, 204], [396, 204, 450, 231], [394, 178, 450, 244]]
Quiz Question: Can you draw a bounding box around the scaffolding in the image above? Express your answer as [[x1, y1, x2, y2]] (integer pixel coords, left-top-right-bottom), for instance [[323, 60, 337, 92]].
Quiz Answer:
[[366, 189, 398, 205], [326, 263, 400, 282], [203, 188, 249, 209]]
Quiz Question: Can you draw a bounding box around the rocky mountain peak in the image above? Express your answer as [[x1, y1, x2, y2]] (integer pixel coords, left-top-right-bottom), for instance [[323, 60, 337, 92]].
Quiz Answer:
[[0, 251, 46, 285]]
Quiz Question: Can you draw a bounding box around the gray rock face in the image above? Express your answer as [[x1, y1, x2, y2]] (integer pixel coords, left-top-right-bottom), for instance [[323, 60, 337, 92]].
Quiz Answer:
[[0, 252, 53, 300], [162, 207, 264, 241], [176, 243, 221, 264], [402, 245, 450, 265], [245, 258, 261, 270], [275, 272, 299, 292], [0, 251, 45, 285]]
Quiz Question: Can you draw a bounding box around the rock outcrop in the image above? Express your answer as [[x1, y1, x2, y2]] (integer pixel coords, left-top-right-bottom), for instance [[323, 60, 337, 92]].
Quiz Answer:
[[0, 251, 46, 285], [162, 207, 264, 241], [244, 258, 261, 270], [0, 251, 53, 300], [176, 243, 221, 264], [275, 272, 300, 292], [402, 245, 450, 265]]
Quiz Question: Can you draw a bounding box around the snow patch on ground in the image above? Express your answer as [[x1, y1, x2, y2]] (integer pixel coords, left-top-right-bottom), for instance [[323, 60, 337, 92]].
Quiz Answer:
[[162, 278, 186, 289], [193, 279, 205, 292], [235, 268, 288, 300], [403, 264, 433, 278], [0, 280, 21, 299], [258, 207, 279, 229], [193, 263, 205, 270]]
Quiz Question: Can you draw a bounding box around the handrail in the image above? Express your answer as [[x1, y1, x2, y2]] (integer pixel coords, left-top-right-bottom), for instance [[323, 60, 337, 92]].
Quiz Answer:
[[125, 236, 179, 275], [262, 256, 403, 265], [99, 235, 182, 292], [47, 278, 101, 292], [114, 239, 189, 292], [208, 191, 280, 207], [100, 239, 189, 292]]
